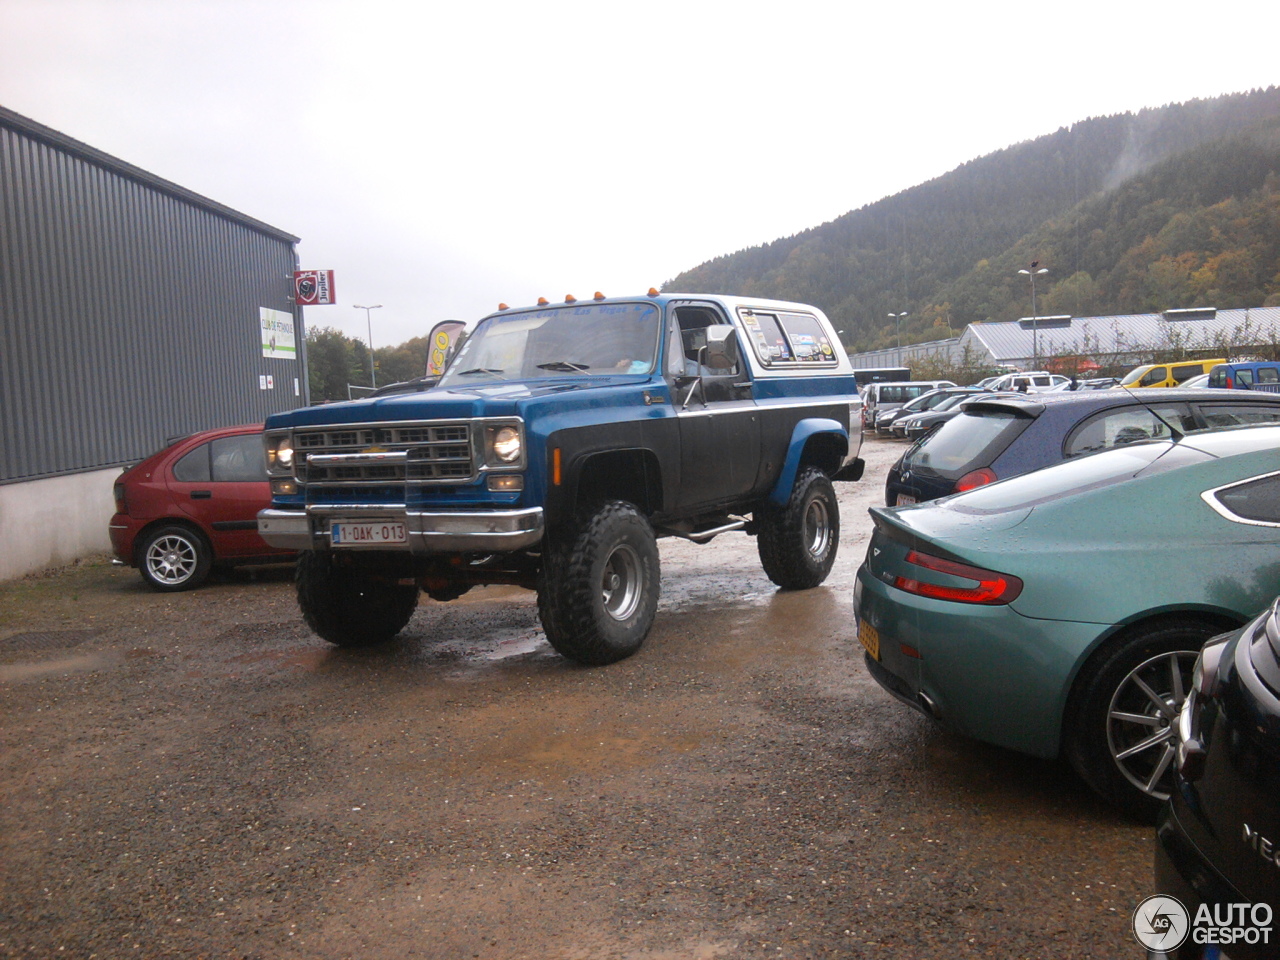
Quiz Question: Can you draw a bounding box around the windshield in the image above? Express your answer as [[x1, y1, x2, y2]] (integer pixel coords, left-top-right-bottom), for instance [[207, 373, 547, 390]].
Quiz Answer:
[[438, 302, 661, 387], [1119, 365, 1153, 386], [933, 393, 971, 411]]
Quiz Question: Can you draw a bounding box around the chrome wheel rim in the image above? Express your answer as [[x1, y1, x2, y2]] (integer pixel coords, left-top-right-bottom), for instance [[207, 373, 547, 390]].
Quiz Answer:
[[803, 498, 832, 560], [1106, 650, 1197, 800], [601, 543, 642, 621], [145, 535, 198, 585]]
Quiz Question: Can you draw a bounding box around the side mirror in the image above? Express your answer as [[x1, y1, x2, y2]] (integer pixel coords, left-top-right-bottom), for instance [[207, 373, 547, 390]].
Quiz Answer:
[[700, 326, 740, 372]]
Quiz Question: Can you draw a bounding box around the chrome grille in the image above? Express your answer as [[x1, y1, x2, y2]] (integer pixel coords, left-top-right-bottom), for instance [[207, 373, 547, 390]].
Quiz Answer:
[[294, 421, 475, 486]]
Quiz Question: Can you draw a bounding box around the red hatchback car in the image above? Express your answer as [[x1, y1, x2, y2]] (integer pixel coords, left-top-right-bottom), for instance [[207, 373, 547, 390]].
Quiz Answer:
[[109, 424, 293, 591]]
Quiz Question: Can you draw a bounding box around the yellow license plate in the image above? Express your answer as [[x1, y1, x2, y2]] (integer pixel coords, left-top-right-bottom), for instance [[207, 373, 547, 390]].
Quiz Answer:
[[858, 619, 881, 660]]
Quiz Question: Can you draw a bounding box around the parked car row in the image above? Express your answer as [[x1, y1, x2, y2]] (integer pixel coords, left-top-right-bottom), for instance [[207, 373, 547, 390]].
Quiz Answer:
[[860, 379, 955, 431], [855, 379, 1280, 950], [873, 385, 981, 436], [885, 388, 1280, 506]]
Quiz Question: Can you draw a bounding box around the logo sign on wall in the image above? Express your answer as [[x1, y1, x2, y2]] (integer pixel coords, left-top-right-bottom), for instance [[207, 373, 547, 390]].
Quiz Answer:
[[261, 307, 296, 360], [293, 270, 336, 306]]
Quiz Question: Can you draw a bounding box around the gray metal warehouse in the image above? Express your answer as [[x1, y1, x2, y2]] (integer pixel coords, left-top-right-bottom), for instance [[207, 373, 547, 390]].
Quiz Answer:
[[1, 105, 306, 581]]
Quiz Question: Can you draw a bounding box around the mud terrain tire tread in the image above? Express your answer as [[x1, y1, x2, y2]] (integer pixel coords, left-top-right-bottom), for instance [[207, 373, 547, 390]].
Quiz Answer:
[[537, 501, 660, 666], [296, 551, 419, 648], [756, 466, 839, 590]]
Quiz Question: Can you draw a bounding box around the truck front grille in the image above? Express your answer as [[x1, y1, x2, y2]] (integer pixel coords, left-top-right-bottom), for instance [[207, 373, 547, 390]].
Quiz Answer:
[[294, 421, 475, 487]]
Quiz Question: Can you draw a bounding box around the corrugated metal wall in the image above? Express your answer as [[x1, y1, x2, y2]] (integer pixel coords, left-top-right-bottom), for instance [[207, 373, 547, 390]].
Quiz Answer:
[[0, 110, 305, 484]]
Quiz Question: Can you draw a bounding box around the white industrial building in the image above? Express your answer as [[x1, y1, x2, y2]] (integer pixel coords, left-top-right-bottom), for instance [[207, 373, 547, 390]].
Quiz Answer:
[[849, 306, 1280, 373]]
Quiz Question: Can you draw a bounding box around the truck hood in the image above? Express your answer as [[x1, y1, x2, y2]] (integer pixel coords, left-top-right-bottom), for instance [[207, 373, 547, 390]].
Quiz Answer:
[[268, 375, 649, 428]]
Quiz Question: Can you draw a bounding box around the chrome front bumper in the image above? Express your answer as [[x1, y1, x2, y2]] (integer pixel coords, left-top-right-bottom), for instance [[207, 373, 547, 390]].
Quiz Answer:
[[258, 505, 545, 553]]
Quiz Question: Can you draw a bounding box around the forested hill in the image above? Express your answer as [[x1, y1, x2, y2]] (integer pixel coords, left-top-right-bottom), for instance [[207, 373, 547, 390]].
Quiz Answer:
[[663, 87, 1280, 352]]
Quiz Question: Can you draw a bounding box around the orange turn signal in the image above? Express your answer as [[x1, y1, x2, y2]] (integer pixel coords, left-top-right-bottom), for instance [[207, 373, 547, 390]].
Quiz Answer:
[[552, 448, 562, 486]]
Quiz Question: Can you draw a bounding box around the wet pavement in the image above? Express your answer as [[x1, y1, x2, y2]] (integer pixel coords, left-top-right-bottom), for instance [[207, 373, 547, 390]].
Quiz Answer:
[[0, 437, 1152, 959]]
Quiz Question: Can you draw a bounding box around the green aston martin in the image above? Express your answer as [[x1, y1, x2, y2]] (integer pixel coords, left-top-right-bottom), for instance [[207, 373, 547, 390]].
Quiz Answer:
[[854, 423, 1280, 818]]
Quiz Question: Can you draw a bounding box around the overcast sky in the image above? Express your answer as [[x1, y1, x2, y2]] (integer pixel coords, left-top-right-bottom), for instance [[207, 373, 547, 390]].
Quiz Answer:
[[2, 0, 1278, 348]]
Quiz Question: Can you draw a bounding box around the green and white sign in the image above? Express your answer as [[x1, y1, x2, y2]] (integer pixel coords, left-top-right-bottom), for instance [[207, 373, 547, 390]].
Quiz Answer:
[[261, 307, 296, 359]]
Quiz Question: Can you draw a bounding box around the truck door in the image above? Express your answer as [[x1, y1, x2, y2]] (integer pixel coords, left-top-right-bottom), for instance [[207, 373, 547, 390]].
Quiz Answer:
[[665, 304, 761, 510]]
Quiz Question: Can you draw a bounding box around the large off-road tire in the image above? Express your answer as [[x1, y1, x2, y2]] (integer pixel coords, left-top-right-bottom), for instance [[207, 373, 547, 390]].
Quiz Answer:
[[756, 466, 839, 590], [537, 502, 660, 666], [1064, 617, 1225, 821], [138, 524, 213, 592], [295, 551, 419, 648]]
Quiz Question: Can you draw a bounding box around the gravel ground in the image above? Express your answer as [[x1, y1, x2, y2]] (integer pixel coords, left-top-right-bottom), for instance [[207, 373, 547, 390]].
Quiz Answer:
[[0, 437, 1152, 959]]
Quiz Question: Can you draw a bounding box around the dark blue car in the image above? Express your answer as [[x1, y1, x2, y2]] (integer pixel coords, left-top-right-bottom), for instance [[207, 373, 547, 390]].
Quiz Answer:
[[885, 388, 1280, 506]]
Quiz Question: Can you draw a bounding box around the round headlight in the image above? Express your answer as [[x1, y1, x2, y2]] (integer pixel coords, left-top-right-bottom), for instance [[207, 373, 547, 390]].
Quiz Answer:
[[492, 426, 521, 463], [276, 444, 294, 468]]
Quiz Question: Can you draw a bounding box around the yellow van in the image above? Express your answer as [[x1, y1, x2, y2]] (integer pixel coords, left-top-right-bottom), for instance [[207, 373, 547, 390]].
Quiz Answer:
[[1118, 358, 1227, 389]]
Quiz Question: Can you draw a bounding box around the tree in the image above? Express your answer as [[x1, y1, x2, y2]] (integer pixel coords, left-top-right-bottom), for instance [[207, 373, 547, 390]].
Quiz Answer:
[[374, 336, 431, 385], [306, 327, 365, 402]]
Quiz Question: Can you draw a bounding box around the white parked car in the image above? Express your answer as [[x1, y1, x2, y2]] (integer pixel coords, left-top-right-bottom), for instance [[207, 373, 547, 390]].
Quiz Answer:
[[986, 371, 1071, 393]]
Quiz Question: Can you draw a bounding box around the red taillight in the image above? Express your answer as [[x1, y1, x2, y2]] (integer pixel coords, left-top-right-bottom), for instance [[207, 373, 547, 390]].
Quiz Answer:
[[954, 468, 997, 492], [893, 549, 1023, 605], [113, 481, 128, 515]]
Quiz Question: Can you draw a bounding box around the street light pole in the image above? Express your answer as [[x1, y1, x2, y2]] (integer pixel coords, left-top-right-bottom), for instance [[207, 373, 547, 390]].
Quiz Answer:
[[888, 312, 908, 365], [354, 304, 383, 387], [1017, 263, 1048, 367]]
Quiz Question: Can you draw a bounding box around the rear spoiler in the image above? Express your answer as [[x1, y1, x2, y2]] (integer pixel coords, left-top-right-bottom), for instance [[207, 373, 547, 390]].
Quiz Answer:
[[959, 394, 1045, 418]]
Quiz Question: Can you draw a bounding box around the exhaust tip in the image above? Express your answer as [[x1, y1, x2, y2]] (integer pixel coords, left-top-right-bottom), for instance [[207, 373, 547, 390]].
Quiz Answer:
[[918, 691, 941, 720]]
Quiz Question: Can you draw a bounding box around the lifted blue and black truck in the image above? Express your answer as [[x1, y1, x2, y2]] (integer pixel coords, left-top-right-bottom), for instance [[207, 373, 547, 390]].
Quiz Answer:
[[258, 291, 864, 665]]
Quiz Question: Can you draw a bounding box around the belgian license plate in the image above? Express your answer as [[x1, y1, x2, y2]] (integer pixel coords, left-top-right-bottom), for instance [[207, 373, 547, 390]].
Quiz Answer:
[[896, 494, 917, 506], [331, 520, 407, 546], [858, 619, 881, 660]]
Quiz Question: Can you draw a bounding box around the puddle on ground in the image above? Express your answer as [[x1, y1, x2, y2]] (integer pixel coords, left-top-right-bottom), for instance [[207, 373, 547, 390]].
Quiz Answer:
[[0, 652, 117, 682], [483, 631, 551, 660]]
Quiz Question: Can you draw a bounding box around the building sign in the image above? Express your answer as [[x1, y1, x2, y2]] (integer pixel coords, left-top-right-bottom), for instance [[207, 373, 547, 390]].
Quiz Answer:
[[293, 270, 335, 306], [261, 307, 296, 359]]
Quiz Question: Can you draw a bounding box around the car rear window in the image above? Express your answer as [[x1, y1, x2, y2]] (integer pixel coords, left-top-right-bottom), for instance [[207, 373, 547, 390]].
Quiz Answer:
[[903, 409, 1030, 479], [945, 441, 1212, 516]]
